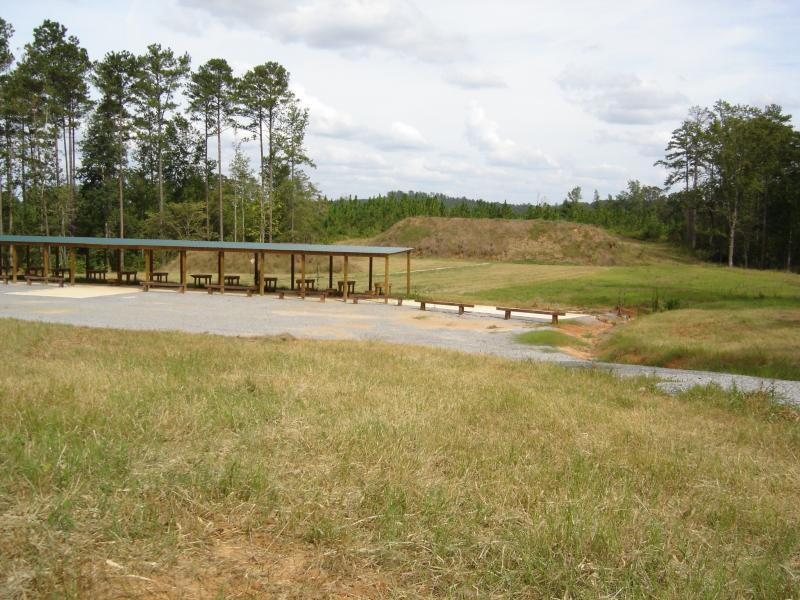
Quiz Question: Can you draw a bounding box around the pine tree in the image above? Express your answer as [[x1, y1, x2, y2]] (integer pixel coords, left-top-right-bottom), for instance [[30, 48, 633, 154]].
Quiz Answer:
[[134, 44, 190, 234], [237, 62, 291, 242], [188, 59, 235, 240], [92, 51, 140, 238]]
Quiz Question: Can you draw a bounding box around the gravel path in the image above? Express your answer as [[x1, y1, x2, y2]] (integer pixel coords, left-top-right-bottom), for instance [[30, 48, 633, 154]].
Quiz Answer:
[[2, 283, 798, 405]]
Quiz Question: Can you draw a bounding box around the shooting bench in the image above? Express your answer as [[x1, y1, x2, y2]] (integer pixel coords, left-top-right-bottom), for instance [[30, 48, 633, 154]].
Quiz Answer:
[[206, 284, 255, 297], [350, 294, 403, 306], [141, 281, 186, 293], [278, 289, 327, 302], [496, 306, 567, 325], [419, 300, 474, 315], [26, 275, 65, 288]]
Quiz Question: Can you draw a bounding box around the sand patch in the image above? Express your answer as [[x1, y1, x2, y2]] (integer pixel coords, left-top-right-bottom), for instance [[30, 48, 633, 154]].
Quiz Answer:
[[271, 309, 377, 321], [7, 285, 142, 299], [396, 309, 517, 332]]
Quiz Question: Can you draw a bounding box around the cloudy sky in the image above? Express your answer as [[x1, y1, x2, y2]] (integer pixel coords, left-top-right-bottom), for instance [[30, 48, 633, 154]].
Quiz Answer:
[[5, 0, 800, 203]]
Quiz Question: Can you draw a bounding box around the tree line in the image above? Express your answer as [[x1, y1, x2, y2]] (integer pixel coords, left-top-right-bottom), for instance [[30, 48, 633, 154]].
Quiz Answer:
[[0, 17, 315, 247], [1, 18, 798, 272], [324, 103, 800, 271]]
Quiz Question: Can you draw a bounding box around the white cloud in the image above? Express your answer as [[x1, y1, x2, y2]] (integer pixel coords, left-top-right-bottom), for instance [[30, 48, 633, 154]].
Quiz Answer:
[[6, 0, 798, 203], [558, 67, 688, 125], [314, 144, 390, 170], [179, 0, 468, 62], [466, 103, 557, 169], [380, 122, 428, 149], [595, 128, 672, 157], [445, 66, 506, 89]]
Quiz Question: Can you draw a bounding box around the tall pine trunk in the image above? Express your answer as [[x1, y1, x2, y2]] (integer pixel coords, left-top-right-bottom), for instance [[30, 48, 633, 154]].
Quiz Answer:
[[36, 141, 49, 237], [267, 109, 274, 243], [69, 117, 76, 234], [760, 193, 767, 268], [158, 120, 164, 235], [204, 118, 210, 240], [5, 124, 12, 233], [0, 164, 3, 237], [118, 127, 125, 240], [216, 107, 223, 241], [727, 196, 738, 268], [20, 126, 27, 233], [258, 118, 265, 243]]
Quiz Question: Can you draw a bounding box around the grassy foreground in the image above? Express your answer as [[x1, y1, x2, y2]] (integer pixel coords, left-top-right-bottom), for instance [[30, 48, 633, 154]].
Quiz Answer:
[[1, 320, 799, 598]]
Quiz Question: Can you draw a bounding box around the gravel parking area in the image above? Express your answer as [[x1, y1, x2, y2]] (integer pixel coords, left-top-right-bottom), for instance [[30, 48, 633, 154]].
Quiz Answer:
[[2, 283, 798, 404]]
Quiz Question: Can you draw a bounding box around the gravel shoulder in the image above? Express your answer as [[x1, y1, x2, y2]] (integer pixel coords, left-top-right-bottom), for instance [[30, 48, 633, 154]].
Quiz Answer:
[[2, 283, 798, 405]]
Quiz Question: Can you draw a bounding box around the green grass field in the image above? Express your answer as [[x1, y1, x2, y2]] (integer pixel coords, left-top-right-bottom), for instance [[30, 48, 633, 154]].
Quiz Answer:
[[389, 259, 800, 310], [1, 319, 799, 597], [383, 258, 800, 379], [597, 306, 800, 380], [515, 329, 588, 349]]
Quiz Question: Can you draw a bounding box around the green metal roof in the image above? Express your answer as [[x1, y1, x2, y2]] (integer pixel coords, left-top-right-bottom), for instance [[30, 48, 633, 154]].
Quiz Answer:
[[0, 235, 413, 257]]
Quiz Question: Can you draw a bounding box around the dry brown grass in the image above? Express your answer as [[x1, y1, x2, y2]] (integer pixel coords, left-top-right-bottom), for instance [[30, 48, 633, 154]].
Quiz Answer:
[[370, 217, 689, 265], [1, 319, 799, 598]]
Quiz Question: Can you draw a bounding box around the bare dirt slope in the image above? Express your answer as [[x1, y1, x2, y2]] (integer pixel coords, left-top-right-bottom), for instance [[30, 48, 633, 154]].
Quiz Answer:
[[370, 216, 689, 265]]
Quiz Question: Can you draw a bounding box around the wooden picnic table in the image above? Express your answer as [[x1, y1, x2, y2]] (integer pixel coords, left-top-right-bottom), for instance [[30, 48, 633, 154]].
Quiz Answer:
[[224, 275, 240, 286], [337, 280, 356, 295], [86, 269, 107, 281], [152, 271, 169, 283], [374, 282, 391, 295], [51, 267, 71, 278], [191, 273, 212, 288], [26, 267, 45, 277], [263, 276, 278, 292], [295, 278, 316, 290], [118, 270, 138, 283]]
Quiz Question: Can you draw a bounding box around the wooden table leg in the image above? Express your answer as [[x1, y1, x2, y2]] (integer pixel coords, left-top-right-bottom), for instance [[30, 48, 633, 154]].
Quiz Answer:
[[69, 248, 76, 285], [301, 253, 306, 299], [258, 252, 265, 296], [343, 256, 349, 302], [179, 251, 187, 293], [384, 255, 389, 304]]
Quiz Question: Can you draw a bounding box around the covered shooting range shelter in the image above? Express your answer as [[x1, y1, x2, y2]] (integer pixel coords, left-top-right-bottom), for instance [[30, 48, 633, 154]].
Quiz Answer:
[[0, 235, 413, 302]]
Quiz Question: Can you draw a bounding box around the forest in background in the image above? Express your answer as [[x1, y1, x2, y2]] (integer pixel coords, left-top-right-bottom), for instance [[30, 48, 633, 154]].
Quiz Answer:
[[326, 102, 800, 271], [1, 18, 798, 271], [0, 17, 315, 247]]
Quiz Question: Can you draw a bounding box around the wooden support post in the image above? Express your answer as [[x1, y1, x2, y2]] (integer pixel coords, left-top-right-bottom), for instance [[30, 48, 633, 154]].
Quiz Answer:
[[69, 248, 76, 285], [406, 251, 411, 296], [290, 254, 295, 290], [43, 246, 50, 281], [300, 253, 306, 299], [328, 255, 333, 290], [258, 252, 265, 296], [144, 250, 152, 282], [253, 252, 259, 290], [368, 257, 373, 291], [343, 255, 349, 302], [179, 251, 187, 292], [11, 245, 17, 282], [384, 255, 389, 304], [218, 251, 225, 293]]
